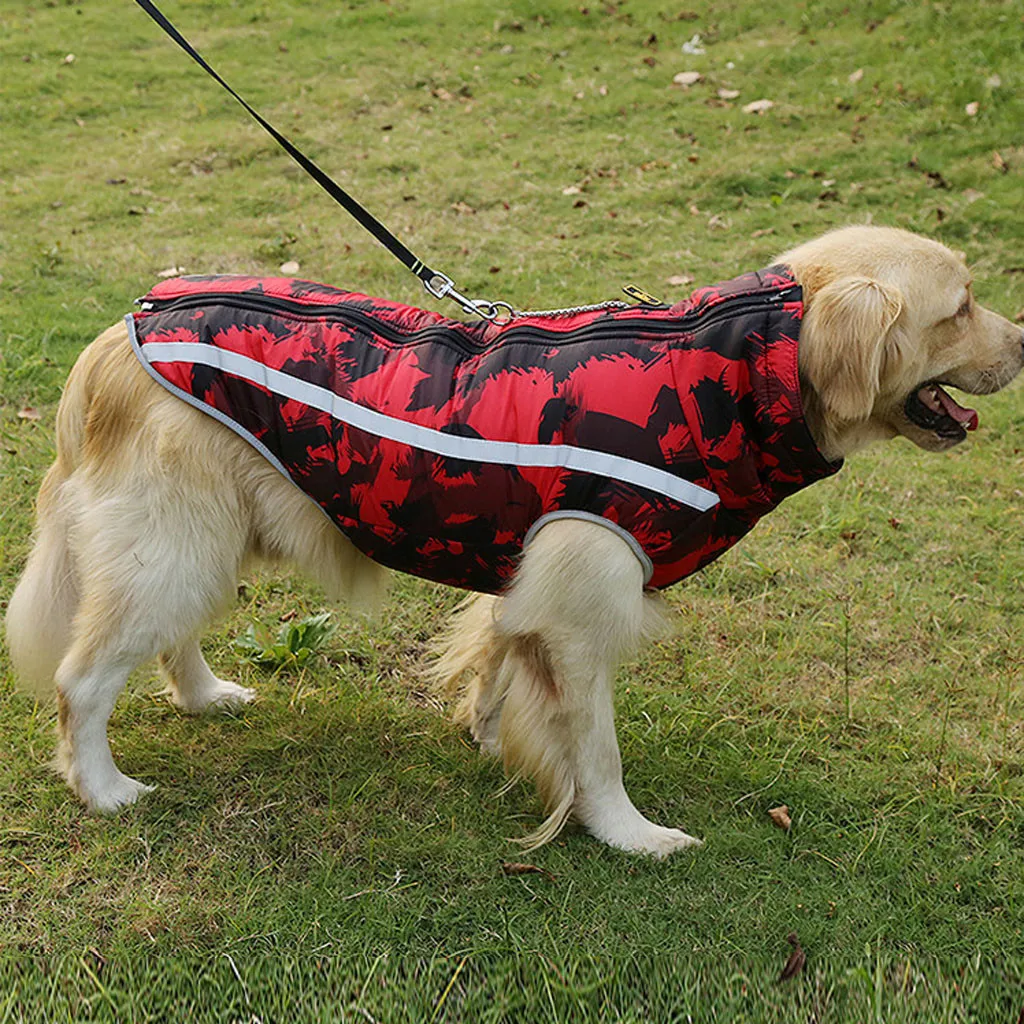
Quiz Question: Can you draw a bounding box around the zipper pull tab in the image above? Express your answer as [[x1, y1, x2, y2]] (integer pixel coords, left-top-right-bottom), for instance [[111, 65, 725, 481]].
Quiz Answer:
[[622, 284, 665, 306]]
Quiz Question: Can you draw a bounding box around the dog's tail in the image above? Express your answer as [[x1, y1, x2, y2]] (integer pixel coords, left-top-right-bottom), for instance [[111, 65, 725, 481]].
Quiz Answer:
[[4, 330, 100, 695]]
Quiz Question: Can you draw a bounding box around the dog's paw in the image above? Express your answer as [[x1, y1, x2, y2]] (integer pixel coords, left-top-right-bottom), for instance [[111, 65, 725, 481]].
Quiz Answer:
[[170, 679, 255, 713], [633, 825, 703, 859], [83, 773, 155, 814], [594, 820, 703, 859]]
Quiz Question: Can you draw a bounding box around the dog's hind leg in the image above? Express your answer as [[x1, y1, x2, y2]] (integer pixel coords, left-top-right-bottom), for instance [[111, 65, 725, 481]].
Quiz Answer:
[[494, 519, 702, 857], [55, 641, 155, 813], [159, 641, 254, 713], [55, 458, 249, 812]]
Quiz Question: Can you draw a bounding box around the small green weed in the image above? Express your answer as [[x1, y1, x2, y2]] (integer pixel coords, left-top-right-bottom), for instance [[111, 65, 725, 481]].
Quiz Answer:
[[235, 611, 336, 669]]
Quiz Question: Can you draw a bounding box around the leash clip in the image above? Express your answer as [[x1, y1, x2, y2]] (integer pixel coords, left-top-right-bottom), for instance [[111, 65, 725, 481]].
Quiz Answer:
[[424, 272, 514, 323]]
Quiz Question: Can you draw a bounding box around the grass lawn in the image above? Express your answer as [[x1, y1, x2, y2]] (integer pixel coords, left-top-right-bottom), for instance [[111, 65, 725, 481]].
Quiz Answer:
[[1, 0, 1022, 1017]]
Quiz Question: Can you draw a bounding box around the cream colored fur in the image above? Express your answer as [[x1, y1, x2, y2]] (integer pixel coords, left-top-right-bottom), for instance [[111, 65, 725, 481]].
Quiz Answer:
[[6, 226, 1023, 852]]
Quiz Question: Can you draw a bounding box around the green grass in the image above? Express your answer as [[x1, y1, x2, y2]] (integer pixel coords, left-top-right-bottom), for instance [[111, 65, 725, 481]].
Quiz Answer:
[[2, 0, 1023, 1015]]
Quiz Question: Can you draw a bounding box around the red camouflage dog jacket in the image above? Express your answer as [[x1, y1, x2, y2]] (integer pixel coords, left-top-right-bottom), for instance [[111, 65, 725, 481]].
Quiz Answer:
[[128, 267, 841, 593]]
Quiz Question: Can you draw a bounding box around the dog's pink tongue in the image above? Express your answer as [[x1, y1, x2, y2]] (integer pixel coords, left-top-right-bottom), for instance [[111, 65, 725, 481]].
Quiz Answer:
[[935, 386, 979, 431]]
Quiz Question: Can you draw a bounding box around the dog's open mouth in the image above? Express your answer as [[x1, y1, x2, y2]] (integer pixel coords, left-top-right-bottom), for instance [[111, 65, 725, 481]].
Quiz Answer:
[[904, 382, 979, 439]]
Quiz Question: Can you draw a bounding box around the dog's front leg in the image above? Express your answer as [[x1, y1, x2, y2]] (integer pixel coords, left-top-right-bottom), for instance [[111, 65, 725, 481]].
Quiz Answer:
[[498, 519, 701, 857]]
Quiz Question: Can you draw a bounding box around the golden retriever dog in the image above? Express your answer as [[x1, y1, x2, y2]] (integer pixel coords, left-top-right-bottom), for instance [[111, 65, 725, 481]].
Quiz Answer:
[[7, 225, 1023, 856]]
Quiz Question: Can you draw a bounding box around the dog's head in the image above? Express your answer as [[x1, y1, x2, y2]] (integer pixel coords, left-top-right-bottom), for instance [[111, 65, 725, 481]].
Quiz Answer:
[[780, 226, 1024, 459]]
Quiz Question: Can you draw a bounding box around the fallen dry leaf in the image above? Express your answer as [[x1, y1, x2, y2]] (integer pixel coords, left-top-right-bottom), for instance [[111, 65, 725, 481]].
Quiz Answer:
[[965, 101, 980, 116], [562, 185, 583, 196], [993, 150, 1008, 173], [924, 168, 950, 189], [986, 73, 1002, 89], [666, 273, 694, 286], [707, 213, 730, 230], [963, 188, 985, 203], [848, 68, 864, 84], [279, 260, 300, 275], [157, 266, 186, 278], [502, 862, 556, 882], [450, 201, 476, 215], [779, 932, 806, 982], [751, 227, 776, 238], [717, 88, 740, 100], [673, 70, 702, 87], [62, 54, 75, 65], [17, 407, 41, 422], [768, 805, 792, 830], [743, 99, 774, 114]]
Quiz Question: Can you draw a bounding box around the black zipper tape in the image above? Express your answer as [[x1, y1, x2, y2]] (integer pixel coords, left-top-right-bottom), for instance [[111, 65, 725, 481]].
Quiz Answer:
[[139, 288, 795, 355]]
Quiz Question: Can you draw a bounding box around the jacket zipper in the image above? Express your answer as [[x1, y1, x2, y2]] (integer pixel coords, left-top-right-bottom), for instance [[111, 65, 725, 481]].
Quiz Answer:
[[138, 288, 796, 353]]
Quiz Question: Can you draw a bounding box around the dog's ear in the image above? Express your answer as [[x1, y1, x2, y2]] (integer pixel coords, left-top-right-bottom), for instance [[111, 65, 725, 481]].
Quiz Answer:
[[800, 275, 905, 423]]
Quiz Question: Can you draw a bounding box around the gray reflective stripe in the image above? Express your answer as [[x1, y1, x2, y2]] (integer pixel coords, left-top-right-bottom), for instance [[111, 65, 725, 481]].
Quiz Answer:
[[523, 511, 655, 584], [136, 338, 720, 511]]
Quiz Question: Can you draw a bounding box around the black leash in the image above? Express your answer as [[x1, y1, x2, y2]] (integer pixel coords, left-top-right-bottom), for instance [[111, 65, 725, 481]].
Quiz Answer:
[[133, 0, 511, 320]]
